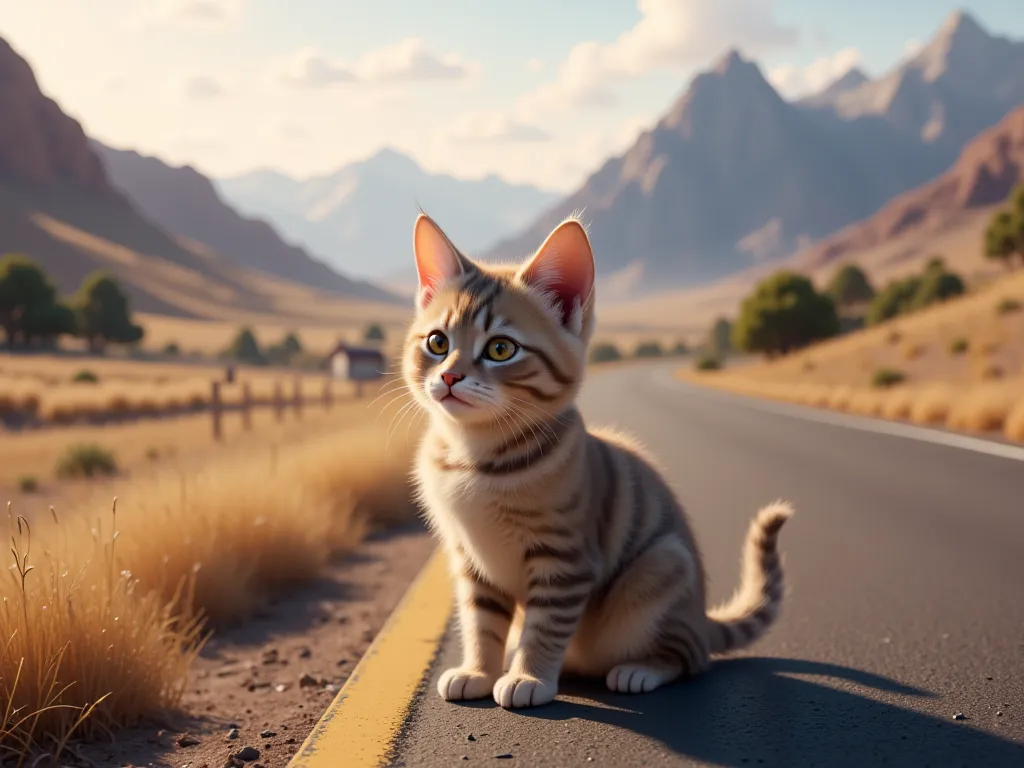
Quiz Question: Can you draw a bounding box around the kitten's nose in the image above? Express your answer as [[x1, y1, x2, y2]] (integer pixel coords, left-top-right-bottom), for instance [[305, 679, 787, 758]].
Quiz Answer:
[[441, 372, 465, 388]]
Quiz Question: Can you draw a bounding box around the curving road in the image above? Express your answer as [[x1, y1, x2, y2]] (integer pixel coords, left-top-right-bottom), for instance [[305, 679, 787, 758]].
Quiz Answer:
[[391, 363, 1024, 767]]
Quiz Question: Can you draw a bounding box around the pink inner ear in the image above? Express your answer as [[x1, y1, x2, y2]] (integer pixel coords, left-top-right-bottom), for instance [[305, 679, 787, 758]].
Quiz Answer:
[[414, 215, 465, 308], [521, 220, 595, 325]]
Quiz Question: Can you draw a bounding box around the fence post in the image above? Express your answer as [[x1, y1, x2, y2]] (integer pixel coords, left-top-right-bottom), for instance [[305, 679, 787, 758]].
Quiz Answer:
[[293, 378, 302, 420], [322, 378, 332, 410], [273, 381, 284, 423], [241, 382, 252, 431], [210, 381, 222, 441]]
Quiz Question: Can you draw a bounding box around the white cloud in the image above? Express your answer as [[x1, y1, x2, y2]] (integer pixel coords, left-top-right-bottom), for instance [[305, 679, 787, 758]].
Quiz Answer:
[[449, 111, 550, 144], [768, 47, 863, 98], [275, 38, 477, 88], [518, 0, 798, 115], [153, 0, 245, 26], [177, 73, 227, 100], [526, 58, 545, 74]]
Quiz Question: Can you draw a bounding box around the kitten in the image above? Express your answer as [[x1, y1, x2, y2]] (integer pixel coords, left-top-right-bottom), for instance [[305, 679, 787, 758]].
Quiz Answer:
[[402, 213, 792, 709]]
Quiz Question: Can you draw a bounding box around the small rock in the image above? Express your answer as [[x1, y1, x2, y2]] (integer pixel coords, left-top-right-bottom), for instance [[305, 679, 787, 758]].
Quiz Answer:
[[467, 734, 477, 742], [259, 729, 276, 738], [233, 746, 261, 762], [495, 754, 513, 759], [953, 712, 966, 721], [222, 758, 242, 768], [462, 757, 469, 762], [227, 728, 240, 740], [248, 681, 272, 691], [324, 684, 338, 693], [299, 674, 319, 688], [997, 711, 1003, 717], [336, 659, 348, 667], [261, 649, 279, 665], [275, 684, 288, 693], [177, 734, 201, 748], [298, 647, 312, 659], [285, 737, 296, 744]]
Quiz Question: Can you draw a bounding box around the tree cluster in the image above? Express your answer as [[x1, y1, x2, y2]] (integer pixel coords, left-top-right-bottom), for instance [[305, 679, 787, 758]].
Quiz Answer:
[[866, 258, 964, 326], [984, 184, 1024, 269], [0, 255, 143, 352], [732, 271, 840, 357]]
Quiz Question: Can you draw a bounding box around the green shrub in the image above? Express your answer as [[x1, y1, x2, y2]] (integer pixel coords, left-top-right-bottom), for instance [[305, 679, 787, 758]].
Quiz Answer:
[[71, 368, 99, 384], [145, 446, 161, 461], [871, 368, 906, 389], [17, 475, 38, 493], [996, 297, 1022, 316], [364, 323, 386, 342], [589, 342, 623, 364], [55, 443, 118, 479], [163, 341, 182, 356], [695, 354, 722, 371], [670, 341, 689, 356], [633, 340, 664, 359], [948, 337, 969, 355]]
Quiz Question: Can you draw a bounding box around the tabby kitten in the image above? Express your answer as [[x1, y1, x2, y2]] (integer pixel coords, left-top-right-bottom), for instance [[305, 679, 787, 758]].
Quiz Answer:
[[403, 213, 792, 709]]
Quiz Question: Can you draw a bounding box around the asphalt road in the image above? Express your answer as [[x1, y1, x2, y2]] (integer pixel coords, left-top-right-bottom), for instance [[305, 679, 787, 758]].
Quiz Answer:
[[392, 363, 1024, 767]]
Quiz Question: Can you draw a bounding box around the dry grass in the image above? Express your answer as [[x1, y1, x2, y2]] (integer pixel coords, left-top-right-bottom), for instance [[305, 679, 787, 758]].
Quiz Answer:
[[0, 416, 420, 759]]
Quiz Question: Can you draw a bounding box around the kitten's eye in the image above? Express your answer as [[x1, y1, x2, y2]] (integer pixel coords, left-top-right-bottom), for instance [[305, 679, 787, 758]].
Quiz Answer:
[[485, 337, 518, 362], [425, 332, 449, 357]]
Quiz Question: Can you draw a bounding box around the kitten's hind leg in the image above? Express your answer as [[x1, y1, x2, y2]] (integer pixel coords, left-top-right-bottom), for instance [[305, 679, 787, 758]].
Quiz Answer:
[[605, 658, 682, 694]]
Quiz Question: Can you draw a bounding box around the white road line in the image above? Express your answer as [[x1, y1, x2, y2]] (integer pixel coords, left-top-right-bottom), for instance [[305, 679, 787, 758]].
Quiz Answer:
[[652, 370, 1024, 464]]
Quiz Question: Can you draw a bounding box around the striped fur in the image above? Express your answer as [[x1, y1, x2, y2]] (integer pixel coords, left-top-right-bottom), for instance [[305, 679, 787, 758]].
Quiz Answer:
[[404, 214, 793, 709]]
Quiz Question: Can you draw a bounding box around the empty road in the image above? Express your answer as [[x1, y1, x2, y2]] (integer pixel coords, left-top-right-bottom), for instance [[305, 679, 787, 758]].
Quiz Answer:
[[390, 362, 1024, 767]]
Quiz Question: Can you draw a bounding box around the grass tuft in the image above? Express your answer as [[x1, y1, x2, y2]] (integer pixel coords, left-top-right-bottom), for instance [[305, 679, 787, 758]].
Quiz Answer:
[[55, 444, 118, 479]]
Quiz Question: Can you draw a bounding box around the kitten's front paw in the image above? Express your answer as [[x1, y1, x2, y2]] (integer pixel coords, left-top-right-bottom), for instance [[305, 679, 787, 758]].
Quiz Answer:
[[437, 668, 495, 701], [492, 673, 557, 709]]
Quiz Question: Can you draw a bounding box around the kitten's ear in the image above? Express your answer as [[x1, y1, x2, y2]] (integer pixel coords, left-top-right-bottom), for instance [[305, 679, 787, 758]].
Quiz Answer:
[[518, 218, 595, 328], [413, 214, 472, 309]]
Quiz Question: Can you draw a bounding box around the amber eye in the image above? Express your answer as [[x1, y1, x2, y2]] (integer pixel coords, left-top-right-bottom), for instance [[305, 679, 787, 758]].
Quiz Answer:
[[485, 337, 518, 362], [426, 332, 449, 356]]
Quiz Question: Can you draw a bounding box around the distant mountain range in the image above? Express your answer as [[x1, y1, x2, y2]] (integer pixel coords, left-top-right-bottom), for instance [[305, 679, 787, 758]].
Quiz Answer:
[[0, 34, 399, 323], [487, 10, 1024, 295], [215, 151, 560, 287]]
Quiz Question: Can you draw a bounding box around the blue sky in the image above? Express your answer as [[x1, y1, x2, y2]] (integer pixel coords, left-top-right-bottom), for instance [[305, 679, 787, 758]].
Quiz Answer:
[[0, 1, 1022, 191]]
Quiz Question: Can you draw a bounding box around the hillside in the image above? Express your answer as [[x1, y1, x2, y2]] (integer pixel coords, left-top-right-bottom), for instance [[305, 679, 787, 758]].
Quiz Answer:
[[215, 148, 559, 286], [92, 143, 397, 302], [600, 103, 1024, 336], [490, 10, 1023, 296], [0, 34, 401, 327]]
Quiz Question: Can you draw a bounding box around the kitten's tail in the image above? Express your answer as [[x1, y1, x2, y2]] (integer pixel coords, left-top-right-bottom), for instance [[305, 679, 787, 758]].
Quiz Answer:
[[705, 501, 792, 654]]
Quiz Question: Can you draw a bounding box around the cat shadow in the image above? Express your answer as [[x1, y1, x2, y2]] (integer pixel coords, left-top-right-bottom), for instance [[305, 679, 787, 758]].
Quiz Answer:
[[503, 657, 1024, 767]]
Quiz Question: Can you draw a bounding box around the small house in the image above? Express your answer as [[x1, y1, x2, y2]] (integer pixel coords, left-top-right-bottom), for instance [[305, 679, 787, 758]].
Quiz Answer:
[[327, 343, 386, 388]]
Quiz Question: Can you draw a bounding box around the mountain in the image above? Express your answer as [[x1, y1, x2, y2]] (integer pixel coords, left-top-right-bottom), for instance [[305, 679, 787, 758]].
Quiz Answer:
[[0, 34, 400, 325], [92, 143, 397, 302], [789, 102, 1024, 277], [814, 11, 1024, 151], [799, 67, 870, 108], [490, 10, 1024, 295], [487, 50, 942, 290], [215, 148, 560, 285]]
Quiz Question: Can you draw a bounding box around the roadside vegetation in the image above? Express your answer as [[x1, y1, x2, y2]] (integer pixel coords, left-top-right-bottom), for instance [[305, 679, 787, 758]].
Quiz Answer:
[[685, 184, 1024, 443]]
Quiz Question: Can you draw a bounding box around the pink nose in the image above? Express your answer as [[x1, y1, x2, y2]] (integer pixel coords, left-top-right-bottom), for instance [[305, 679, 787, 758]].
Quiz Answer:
[[441, 372, 465, 388]]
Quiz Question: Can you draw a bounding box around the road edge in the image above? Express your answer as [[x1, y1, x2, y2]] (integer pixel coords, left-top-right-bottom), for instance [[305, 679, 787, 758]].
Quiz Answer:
[[287, 546, 451, 768]]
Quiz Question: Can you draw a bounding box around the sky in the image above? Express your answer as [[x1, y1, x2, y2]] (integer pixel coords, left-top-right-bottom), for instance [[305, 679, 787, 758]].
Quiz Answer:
[[1, 0, 1023, 192]]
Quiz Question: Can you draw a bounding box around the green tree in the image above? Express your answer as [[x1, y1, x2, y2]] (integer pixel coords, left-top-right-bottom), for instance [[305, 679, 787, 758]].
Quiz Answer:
[[364, 323, 386, 342], [224, 326, 264, 365], [909, 267, 965, 310], [0, 254, 58, 346], [22, 301, 76, 347], [1011, 184, 1024, 268], [73, 272, 144, 352], [984, 211, 1016, 269], [732, 271, 840, 356], [589, 342, 622, 363], [709, 317, 733, 357], [866, 276, 922, 325], [633, 340, 664, 358], [266, 331, 303, 365], [826, 264, 875, 308]]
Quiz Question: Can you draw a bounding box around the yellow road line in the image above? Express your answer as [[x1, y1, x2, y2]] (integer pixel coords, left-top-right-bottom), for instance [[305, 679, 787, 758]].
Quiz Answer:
[[288, 548, 452, 768]]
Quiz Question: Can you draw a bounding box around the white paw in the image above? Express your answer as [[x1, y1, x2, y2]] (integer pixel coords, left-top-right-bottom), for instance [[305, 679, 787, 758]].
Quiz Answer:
[[605, 663, 670, 694], [492, 673, 557, 709], [437, 668, 495, 701]]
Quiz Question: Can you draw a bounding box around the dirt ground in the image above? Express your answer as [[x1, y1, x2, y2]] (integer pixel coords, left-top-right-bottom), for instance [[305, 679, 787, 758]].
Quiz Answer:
[[75, 524, 436, 768]]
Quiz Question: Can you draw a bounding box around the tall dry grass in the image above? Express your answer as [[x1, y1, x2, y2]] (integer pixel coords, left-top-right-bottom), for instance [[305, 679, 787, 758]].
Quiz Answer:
[[0, 421, 420, 760]]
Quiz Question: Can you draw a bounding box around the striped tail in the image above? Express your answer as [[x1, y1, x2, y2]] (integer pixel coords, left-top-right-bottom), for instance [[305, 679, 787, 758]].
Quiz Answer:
[[706, 501, 793, 654]]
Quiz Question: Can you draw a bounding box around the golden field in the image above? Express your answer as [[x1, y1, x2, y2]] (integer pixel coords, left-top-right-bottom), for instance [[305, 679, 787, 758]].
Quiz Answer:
[[0, 368, 423, 758], [683, 270, 1024, 442]]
